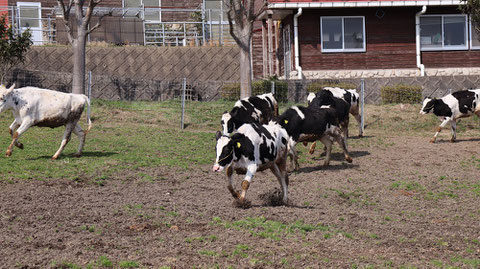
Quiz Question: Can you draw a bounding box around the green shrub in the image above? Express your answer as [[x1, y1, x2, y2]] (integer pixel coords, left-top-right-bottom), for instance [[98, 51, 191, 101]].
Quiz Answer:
[[221, 79, 288, 102], [306, 82, 357, 93], [380, 83, 423, 104]]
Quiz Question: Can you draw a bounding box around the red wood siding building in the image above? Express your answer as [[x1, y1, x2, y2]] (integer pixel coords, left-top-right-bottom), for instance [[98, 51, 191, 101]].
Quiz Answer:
[[258, 0, 480, 79]]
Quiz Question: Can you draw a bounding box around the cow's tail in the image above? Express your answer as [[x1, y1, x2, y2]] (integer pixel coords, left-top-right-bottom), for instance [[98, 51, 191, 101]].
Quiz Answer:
[[84, 95, 92, 135]]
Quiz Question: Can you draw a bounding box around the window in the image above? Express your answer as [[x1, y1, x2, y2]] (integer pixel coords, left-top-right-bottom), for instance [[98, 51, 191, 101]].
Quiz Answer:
[[320, 16, 365, 53], [123, 0, 161, 21], [420, 15, 467, 51], [470, 18, 480, 49]]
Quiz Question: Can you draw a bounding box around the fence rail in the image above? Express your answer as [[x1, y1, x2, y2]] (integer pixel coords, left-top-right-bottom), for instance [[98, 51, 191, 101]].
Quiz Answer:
[[0, 5, 235, 46]]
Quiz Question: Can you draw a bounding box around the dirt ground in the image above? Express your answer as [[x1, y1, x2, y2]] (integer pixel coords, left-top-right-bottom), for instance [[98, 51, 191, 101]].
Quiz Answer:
[[1, 134, 480, 268]]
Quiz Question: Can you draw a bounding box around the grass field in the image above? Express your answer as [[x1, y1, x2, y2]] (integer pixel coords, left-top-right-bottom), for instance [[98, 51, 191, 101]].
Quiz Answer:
[[1, 100, 478, 181], [1, 99, 480, 268]]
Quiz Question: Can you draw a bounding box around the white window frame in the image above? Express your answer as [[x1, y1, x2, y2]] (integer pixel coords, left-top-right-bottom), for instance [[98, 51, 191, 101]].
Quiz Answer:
[[320, 16, 366, 53], [420, 14, 468, 51], [122, 0, 161, 22], [469, 17, 480, 50]]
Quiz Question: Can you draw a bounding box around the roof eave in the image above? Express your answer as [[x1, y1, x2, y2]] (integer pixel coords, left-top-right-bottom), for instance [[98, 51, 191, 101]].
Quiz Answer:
[[268, 0, 463, 9]]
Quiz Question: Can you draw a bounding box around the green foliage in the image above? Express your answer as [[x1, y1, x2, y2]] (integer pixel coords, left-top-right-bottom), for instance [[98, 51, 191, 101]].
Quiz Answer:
[[459, 0, 480, 38], [380, 83, 423, 104], [221, 78, 288, 102], [0, 15, 32, 84], [306, 81, 357, 93]]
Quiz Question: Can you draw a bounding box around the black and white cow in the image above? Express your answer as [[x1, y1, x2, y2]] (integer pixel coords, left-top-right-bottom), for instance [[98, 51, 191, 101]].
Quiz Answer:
[[420, 89, 480, 143], [307, 87, 363, 137], [0, 85, 92, 159], [213, 122, 289, 206], [276, 105, 353, 171], [221, 93, 278, 135]]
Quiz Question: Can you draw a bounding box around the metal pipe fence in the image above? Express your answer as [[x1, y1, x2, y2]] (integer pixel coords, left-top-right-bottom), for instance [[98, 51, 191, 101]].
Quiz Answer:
[[0, 5, 235, 47]]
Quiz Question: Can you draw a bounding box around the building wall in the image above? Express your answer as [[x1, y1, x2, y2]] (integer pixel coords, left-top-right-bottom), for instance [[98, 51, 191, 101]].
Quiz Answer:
[[291, 6, 480, 71]]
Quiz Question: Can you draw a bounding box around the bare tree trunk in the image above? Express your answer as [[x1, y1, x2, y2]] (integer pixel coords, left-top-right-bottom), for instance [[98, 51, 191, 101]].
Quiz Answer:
[[225, 0, 266, 98], [239, 47, 252, 98], [57, 0, 105, 94], [72, 33, 87, 94]]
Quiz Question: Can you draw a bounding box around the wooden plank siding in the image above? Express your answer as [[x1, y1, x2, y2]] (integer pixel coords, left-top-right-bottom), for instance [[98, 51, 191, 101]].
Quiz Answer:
[[280, 6, 480, 71]]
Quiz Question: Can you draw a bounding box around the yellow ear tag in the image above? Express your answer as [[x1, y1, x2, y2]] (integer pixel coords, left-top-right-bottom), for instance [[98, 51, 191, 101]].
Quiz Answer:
[[284, 119, 288, 124], [236, 142, 241, 148]]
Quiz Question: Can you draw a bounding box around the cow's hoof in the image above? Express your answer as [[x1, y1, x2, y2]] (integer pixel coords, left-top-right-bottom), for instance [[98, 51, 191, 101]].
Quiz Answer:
[[233, 199, 251, 209], [51, 156, 58, 160], [73, 152, 82, 157], [5, 151, 11, 157], [308, 148, 315, 155], [345, 156, 353, 163], [302, 142, 308, 147], [16, 143, 24, 149], [358, 134, 363, 138], [429, 139, 436, 143], [450, 139, 456, 143]]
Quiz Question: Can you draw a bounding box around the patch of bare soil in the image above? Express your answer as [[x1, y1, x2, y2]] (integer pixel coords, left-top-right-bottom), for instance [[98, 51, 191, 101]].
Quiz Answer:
[[1, 135, 480, 268]]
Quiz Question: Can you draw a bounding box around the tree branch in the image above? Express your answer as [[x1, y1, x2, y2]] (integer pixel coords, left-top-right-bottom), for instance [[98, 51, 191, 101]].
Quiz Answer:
[[56, 0, 74, 44]]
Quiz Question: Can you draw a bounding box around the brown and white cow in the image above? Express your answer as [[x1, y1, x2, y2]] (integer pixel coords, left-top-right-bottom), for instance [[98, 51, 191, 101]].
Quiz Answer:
[[0, 85, 92, 159]]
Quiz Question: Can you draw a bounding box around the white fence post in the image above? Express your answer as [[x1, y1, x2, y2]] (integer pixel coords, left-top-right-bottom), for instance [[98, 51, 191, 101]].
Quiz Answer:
[[87, 71, 92, 124], [181, 78, 186, 130], [360, 79, 365, 136]]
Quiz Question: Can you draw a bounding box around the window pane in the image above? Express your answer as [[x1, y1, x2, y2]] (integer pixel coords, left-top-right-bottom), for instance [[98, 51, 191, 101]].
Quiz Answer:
[[420, 16, 442, 48], [125, 0, 141, 8], [344, 17, 364, 49], [322, 18, 342, 50], [19, 6, 39, 28], [444, 16, 466, 46], [473, 25, 480, 47], [144, 0, 160, 21]]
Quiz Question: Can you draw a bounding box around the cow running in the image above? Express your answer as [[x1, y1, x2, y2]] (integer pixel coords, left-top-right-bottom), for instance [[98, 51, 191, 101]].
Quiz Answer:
[[0, 85, 92, 159]]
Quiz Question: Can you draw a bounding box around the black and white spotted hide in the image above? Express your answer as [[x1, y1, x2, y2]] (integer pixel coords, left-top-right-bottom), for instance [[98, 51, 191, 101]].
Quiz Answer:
[[420, 89, 480, 143], [221, 93, 278, 135], [307, 87, 362, 137], [213, 122, 289, 206], [276, 105, 352, 171]]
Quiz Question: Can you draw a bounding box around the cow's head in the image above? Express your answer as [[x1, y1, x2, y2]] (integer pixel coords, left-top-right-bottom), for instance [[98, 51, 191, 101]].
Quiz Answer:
[[420, 98, 435, 114], [213, 131, 244, 172], [0, 84, 15, 113], [221, 111, 235, 135]]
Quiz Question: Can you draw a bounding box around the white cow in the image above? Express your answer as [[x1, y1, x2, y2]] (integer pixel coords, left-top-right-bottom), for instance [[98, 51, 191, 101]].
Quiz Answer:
[[0, 85, 92, 159]]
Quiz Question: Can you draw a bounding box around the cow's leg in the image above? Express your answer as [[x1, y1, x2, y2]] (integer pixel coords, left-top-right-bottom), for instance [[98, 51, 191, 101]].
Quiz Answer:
[[8, 121, 23, 149], [72, 124, 86, 157], [319, 136, 333, 166], [6, 120, 33, 157], [287, 139, 299, 171], [226, 166, 240, 199], [52, 122, 75, 160], [308, 141, 317, 154], [431, 117, 451, 143], [450, 120, 457, 143], [332, 130, 353, 163], [239, 164, 257, 205], [270, 162, 288, 204], [353, 111, 363, 137]]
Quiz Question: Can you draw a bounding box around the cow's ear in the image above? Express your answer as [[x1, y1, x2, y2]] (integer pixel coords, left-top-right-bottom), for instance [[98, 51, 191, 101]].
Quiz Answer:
[[6, 84, 14, 93], [230, 133, 245, 149], [215, 130, 222, 141]]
